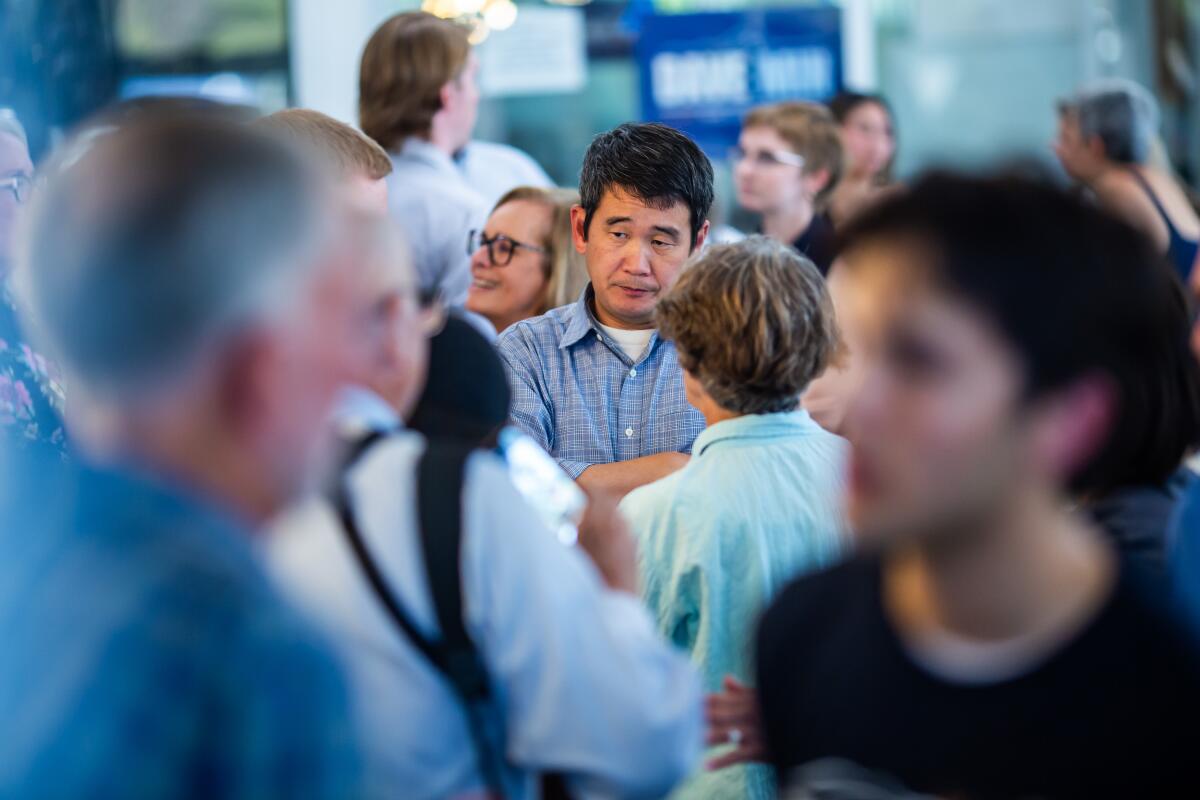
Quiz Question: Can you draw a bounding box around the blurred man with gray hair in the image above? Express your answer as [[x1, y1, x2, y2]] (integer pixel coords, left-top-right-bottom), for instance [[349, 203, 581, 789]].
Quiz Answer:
[[0, 113, 371, 797]]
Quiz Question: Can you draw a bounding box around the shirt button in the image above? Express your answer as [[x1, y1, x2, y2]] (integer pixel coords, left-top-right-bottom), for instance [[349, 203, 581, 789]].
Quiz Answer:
[[629, 368, 637, 377], [625, 427, 634, 438]]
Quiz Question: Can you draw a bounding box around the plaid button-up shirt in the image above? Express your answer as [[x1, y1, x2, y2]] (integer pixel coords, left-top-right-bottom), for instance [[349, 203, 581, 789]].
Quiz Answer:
[[497, 287, 705, 478]]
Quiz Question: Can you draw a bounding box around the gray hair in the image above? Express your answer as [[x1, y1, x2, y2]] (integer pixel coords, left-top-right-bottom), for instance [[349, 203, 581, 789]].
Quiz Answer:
[[13, 115, 330, 400], [1060, 78, 1161, 164], [0, 108, 28, 148]]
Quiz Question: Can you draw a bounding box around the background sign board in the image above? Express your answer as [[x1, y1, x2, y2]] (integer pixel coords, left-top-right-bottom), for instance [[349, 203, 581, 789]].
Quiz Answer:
[[637, 8, 843, 155]]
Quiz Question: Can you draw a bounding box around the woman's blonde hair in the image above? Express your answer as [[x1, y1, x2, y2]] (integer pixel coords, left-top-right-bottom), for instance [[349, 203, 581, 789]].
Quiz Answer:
[[743, 101, 844, 209], [657, 235, 838, 415], [492, 186, 588, 314]]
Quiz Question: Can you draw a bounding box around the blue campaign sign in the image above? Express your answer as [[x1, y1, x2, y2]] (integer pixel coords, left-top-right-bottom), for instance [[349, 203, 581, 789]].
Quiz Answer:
[[636, 7, 843, 155]]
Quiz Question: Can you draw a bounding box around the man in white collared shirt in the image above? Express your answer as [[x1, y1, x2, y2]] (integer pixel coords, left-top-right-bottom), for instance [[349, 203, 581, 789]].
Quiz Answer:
[[360, 11, 551, 307], [265, 147, 702, 798]]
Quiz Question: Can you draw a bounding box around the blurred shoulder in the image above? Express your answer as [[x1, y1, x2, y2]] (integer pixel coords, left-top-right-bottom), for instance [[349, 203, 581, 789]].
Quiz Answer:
[[466, 140, 551, 185], [760, 556, 878, 642], [621, 469, 686, 530]]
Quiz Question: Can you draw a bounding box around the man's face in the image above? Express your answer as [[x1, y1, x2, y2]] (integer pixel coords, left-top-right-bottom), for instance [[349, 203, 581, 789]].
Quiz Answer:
[[571, 186, 707, 330], [0, 132, 34, 264], [443, 53, 481, 152], [352, 218, 429, 420], [253, 216, 367, 509], [842, 243, 1030, 549]]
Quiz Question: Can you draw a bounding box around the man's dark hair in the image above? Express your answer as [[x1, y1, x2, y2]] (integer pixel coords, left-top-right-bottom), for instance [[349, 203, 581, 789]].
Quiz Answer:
[[839, 170, 1200, 494], [578, 122, 714, 249], [1071, 272, 1200, 497]]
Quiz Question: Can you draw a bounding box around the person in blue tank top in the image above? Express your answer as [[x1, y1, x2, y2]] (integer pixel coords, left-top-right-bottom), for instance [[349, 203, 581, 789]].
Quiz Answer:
[[1055, 79, 1200, 285]]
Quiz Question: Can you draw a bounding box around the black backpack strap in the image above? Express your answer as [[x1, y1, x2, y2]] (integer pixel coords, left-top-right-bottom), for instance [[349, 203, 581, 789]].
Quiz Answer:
[[333, 432, 508, 798], [415, 440, 491, 700]]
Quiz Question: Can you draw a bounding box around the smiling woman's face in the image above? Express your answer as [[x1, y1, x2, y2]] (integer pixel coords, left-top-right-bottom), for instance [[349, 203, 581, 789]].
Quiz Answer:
[[465, 198, 552, 334]]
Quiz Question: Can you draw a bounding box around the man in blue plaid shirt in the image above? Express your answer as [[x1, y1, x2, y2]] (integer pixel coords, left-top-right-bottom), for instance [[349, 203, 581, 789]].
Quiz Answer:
[[498, 123, 712, 498], [0, 115, 369, 796]]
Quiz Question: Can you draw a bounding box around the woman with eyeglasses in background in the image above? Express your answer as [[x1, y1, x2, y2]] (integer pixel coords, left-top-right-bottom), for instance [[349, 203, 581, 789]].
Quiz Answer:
[[465, 186, 590, 335], [731, 102, 844, 275], [826, 91, 897, 227]]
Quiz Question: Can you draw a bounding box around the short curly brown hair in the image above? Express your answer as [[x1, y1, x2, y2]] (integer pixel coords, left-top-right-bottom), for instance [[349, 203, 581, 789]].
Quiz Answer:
[[656, 236, 838, 415]]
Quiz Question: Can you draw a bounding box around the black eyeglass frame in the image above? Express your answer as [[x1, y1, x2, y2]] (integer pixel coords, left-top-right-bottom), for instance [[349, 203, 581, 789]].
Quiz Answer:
[[467, 229, 547, 267]]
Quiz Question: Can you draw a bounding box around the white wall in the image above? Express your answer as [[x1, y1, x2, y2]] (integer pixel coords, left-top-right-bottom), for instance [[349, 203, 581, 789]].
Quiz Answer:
[[289, 0, 418, 124]]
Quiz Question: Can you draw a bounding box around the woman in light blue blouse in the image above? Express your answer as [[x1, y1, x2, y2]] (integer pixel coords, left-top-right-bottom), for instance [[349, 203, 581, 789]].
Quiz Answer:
[[621, 235, 848, 800]]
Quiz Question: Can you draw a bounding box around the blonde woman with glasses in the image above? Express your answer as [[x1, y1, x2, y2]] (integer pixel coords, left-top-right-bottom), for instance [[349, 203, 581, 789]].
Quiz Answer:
[[466, 186, 589, 335]]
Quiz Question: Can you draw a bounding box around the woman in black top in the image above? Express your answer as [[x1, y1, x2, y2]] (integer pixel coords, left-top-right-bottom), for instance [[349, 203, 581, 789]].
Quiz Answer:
[[731, 102, 843, 274]]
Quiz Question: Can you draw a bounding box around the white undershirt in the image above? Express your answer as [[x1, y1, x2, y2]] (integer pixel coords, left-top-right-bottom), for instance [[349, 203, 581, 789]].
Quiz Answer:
[[598, 323, 654, 363]]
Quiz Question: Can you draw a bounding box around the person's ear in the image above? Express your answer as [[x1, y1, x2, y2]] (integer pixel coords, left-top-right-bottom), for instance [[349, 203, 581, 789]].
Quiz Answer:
[[213, 329, 277, 441], [691, 219, 711, 253], [378, 293, 408, 365], [437, 81, 454, 114], [1085, 134, 1108, 162], [570, 204, 588, 253], [1026, 374, 1116, 483], [803, 168, 833, 200]]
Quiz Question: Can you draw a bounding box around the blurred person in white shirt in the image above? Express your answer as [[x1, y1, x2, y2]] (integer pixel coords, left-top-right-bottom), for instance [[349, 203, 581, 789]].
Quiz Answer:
[[264, 112, 703, 800]]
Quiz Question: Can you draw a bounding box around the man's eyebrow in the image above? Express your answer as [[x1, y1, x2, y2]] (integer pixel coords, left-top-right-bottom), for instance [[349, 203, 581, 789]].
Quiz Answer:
[[651, 225, 680, 239], [604, 216, 632, 226]]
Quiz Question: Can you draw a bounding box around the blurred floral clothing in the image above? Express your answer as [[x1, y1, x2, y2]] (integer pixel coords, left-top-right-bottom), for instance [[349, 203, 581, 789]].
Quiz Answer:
[[0, 292, 65, 452]]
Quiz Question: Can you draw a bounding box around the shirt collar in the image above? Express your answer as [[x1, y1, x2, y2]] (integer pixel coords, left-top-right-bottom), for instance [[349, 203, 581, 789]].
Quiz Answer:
[[395, 137, 460, 178], [558, 284, 662, 356], [559, 284, 601, 349], [693, 409, 822, 457]]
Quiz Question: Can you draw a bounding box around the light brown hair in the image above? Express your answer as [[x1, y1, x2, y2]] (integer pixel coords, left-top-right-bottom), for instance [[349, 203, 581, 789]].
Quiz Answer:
[[256, 108, 393, 180], [492, 186, 588, 313], [656, 235, 838, 415], [743, 101, 844, 209], [359, 11, 471, 151]]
